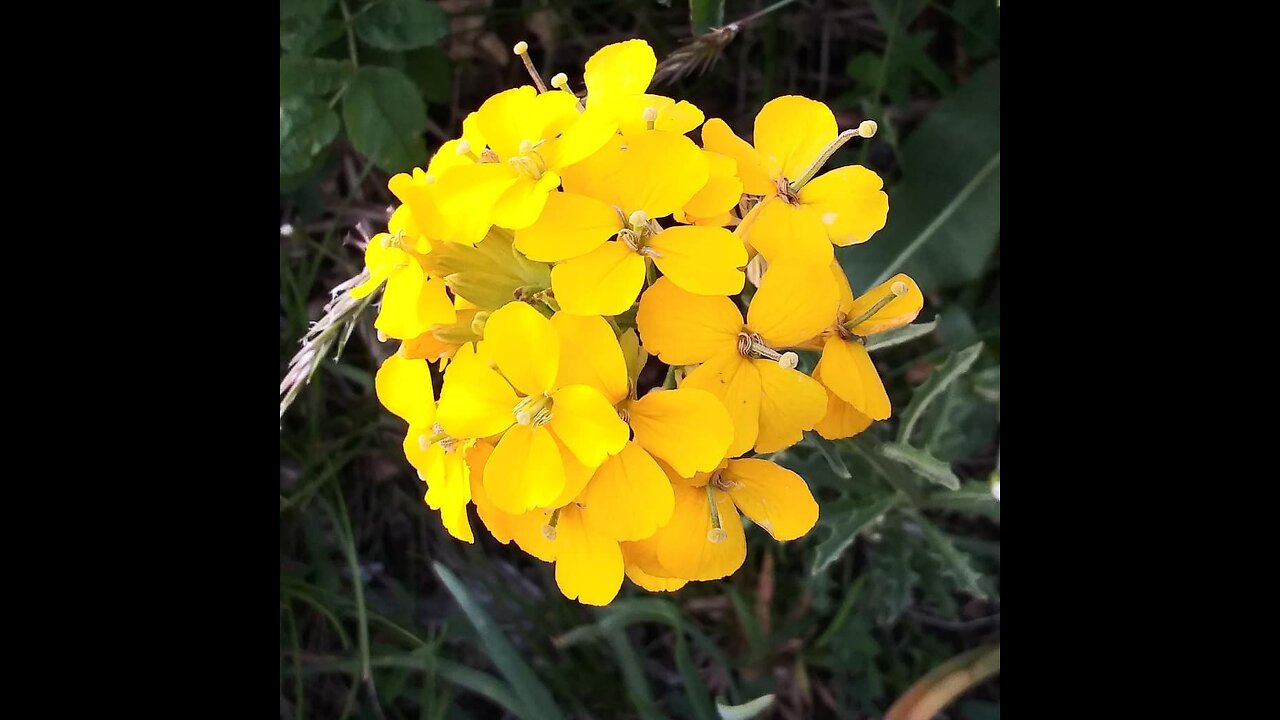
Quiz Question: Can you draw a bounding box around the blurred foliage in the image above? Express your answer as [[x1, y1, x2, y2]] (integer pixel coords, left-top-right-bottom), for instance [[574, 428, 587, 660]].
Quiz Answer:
[[281, 1, 1000, 718]]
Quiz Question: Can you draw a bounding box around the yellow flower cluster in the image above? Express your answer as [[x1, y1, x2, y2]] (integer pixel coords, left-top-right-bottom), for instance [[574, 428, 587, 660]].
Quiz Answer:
[[356, 39, 923, 605]]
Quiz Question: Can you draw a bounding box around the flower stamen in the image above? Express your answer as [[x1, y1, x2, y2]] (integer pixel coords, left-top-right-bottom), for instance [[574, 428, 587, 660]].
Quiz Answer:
[[706, 484, 728, 543], [512, 41, 548, 93], [550, 72, 585, 112], [514, 395, 554, 426], [737, 332, 799, 368], [788, 120, 878, 193], [642, 106, 658, 131], [842, 281, 908, 334], [455, 139, 481, 162]]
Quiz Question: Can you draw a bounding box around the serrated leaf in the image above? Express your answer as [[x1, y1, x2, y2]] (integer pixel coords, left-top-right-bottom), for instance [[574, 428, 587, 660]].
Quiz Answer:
[[433, 564, 564, 720], [844, 61, 1000, 293], [803, 431, 851, 480], [867, 517, 919, 625], [355, 0, 448, 50], [281, 15, 346, 54], [342, 66, 427, 172], [280, 96, 340, 176], [717, 694, 775, 720], [811, 494, 902, 576], [867, 317, 938, 353], [920, 480, 999, 521], [915, 520, 988, 599], [879, 442, 960, 490], [280, 56, 353, 97], [898, 342, 984, 444]]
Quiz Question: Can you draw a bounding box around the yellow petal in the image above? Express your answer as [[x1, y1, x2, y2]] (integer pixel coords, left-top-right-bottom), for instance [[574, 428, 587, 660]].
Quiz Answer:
[[375, 350, 436, 425], [656, 100, 705, 135], [418, 274, 458, 328], [550, 241, 647, 316], [620, 538, 687, 591], [435, 354, 519, 439], [745, 261, 839, 347], [543, 106, 619, 169], [722, 458, 818, 541], [514, 191, 621, 263], [553, 504, 625, 606], [811, 367, 874, 440], [548, 384, 630, 468], [476, 85, 540, 160], [559, 134, 627, 206], [653, 484, 746, 581], [492, 171, 561, 230], [814, 336, 891, 420], [612, 131, 709, 217], [701, 118, 775, 195], [425, 138, 474, 179], [635, 276, 743, 365], [682, 151, 743, 221], [753, 96, 837, 182], [797, 165, 889, 246], [434, 163, 520, 244], [484, 424, 565, 514], [545, 435, 595, 508], [845, 273, 924, 336], [467, 442, 521, 545], [681, 351, 761, 458], [831, 260, 858, 316], [510, 508, 560, 561], [483, 301, 559, 397], [628, 388, 734, 478], [584, 39, 656, 104], [375, 258, 429, 340], [752, 359, 828, 453], [648, 225, 747, 296], [744, 196, 834, 266], [550, 313, 629, 405], [531, 89, 581, 140], [423, 444, 475, 543], [578, 442, 675, 541]]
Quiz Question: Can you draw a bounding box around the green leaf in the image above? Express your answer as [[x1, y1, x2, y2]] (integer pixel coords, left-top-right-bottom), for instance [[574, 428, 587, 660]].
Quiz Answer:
[[898, 342, 984, 444], [404, 45, 454, 103], [425, 230, 552, 311], [811, 494, 902, 576], [920, 481, 999, 521], [916, 519, 988, 599], [717, 694, 775, 720], [603, 628, 665, 720], [280, 0, 336, 19], [867, 516, 919, 625], [879, 442, 960, 490], [281, 17, 346, 55], [866, 317, 938, 353], [355, 0, 448, 50], [844, 61, 1001, 293], [690, 0, 726, 35], [803, 431, 852, 480], [280, 56, 353, 97], [342, 66, 428, 172], [433, 563, 565, 720], [556, 598, 726, 720], [280, 96, 340, 176]]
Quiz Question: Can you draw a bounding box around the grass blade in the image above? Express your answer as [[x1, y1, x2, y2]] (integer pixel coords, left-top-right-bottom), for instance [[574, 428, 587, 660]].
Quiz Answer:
[[433, 562, 565, 720]]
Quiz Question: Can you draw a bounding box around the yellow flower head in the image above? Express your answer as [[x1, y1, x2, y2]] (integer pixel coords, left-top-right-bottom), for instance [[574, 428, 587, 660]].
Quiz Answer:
[[703, 96, 889, 265]]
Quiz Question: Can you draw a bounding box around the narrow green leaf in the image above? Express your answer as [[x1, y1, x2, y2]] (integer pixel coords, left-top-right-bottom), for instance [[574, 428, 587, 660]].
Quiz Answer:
[[281, 56, 353, 97], [919, 480, 999, 521], [280, 0, 336, 19], [844, 61, 1001, 293], [717, 694, 775, 720], [804, 431, 851, 480], [690, 0, 725, 35], [434, 658, 529, 719], [915, 519, 988, 599], [355, 0, 448, 50], [433, 563, 564, 720], [898, 342, 984, 444], [879, 442, 960, 490], [866, 317, 938, 353], [603, 628, 665, 720], [342, 66, 428, 173], [810, 494, 902, 576], [280, 96, 340, 176]]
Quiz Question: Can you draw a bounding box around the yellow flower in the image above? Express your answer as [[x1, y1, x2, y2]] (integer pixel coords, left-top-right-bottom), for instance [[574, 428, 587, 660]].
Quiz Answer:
[[812, 272, 923, 421], [516, 131, 747, 315], [374, 348, 475, 543], [433, 86, 619, 243], [636, 263, 838, 456], [641, 458, 820, 582], [434, 302, 629, 514], [673, 150, 744, 227], [582, 39, 705, 137], [352, 230, 456, 341], [702, 97, 888, 265]]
